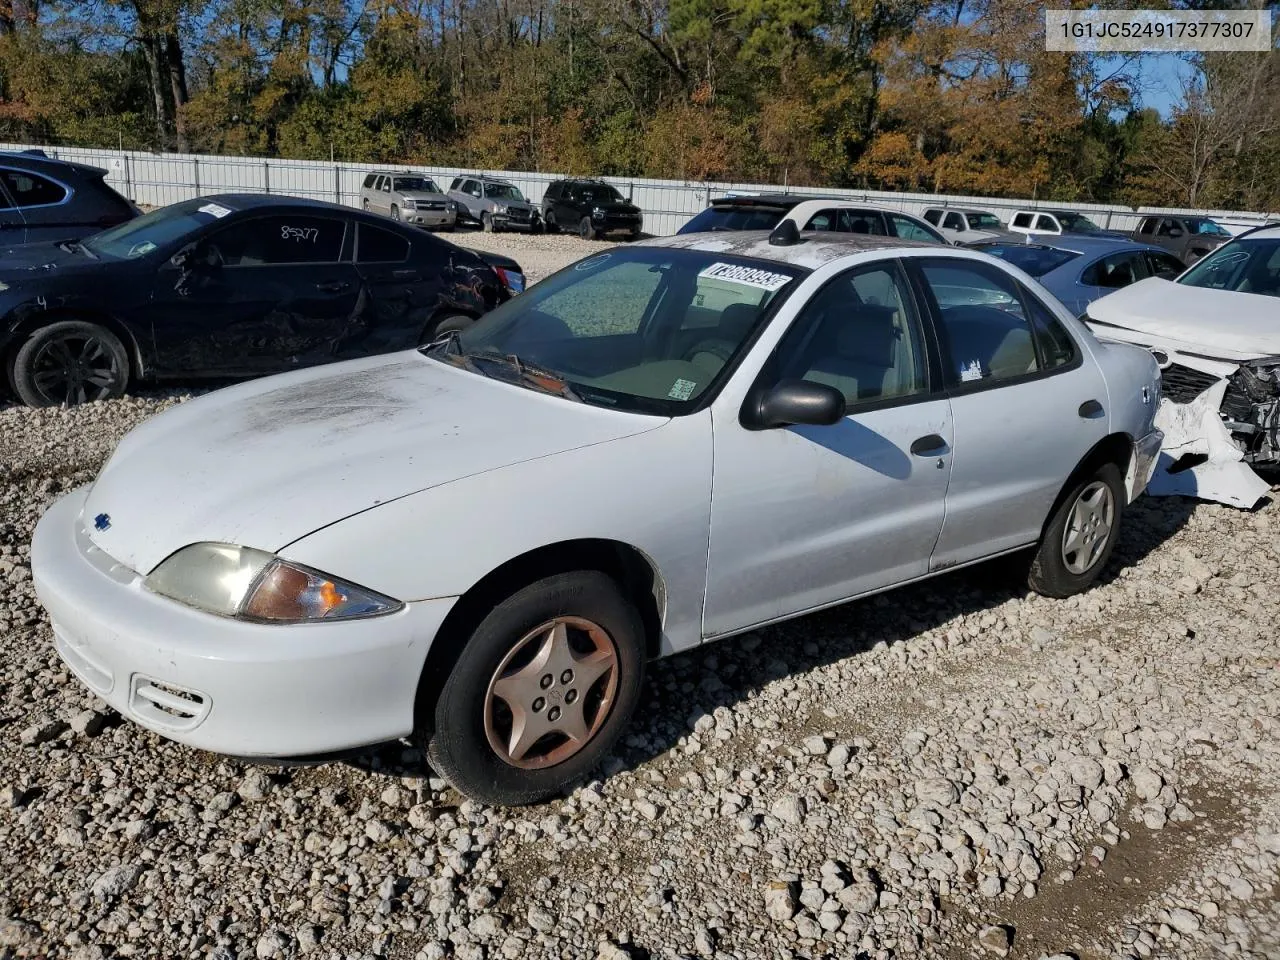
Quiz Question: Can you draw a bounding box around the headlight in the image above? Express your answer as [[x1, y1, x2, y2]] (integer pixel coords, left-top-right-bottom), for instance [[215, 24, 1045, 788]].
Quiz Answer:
[[447, 201, 457, 212], [494, 204, 508, 214], [592, 207, 605, 219], [402, 197, 417, 208], [145, 543, 402, 622]]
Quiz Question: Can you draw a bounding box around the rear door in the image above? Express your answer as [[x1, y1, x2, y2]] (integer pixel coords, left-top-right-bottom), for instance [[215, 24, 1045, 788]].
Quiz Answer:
[[908, 257, 1107, 567], [148, 213, 362, 375], [350, 220, 443, 354]]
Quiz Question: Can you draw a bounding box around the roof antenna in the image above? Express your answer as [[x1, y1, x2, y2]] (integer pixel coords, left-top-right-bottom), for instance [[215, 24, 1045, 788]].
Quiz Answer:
[[769, 219, 801, 246]]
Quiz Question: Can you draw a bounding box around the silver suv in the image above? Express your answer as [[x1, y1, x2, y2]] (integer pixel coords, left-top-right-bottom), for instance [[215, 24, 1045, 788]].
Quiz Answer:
[[360, 172, 457, 230], [448, 176, 542, 233]]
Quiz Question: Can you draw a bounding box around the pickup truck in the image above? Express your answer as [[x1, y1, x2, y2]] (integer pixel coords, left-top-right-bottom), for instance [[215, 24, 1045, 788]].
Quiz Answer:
[[1007, 209, 1126, 240], [921, 207, 1017, 244], [1129, 214, 1232, 265]]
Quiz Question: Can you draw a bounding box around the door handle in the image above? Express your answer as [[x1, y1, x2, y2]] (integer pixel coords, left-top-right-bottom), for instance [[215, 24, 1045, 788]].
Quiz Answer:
[[910, 434, 948, 456], [315, 281, 351, 293], [392, 269, 419, 280], [1078, 399, 1104, 419]]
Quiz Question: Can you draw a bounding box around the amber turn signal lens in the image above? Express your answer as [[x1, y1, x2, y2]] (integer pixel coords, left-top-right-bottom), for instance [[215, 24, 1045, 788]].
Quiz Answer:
[[240, 560, 402, 622]]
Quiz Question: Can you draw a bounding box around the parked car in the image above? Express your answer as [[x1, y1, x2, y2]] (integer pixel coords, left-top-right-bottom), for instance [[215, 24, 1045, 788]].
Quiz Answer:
[[0, 149, 139, 246], [31, 226, 1162, 805], [679, 194, 947, 244], [448, 175, 542, 233], [1130, 214, 1231, 265], [922, 207, 1015, 244], [541, 178, 642, 240], [1008, 210, 1126, 240], [970, 237, 1186, 316], [1084, 225, 1280, 505], [1, 194, 521, 407], [360, 172, 457, 230]]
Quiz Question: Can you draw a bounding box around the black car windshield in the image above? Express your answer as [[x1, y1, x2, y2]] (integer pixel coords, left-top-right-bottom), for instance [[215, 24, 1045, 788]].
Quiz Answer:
[[428, 247, 805, 414], [680, 205, 787, 233], [84, 199, 231, 259], [966, 212, 1002, 229], [972, 243, 1080, 277], [1179, 238, 1280, 298], [394, 176, 439, 193], [1056, 213, 1103, 233], [1185, 217, 1230, 236], [577, 184, 623, 203], [485, 183, 524, 201]]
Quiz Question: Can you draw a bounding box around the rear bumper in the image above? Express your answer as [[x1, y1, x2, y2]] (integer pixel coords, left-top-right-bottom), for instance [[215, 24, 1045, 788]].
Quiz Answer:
[[32, 487, 457, 757]]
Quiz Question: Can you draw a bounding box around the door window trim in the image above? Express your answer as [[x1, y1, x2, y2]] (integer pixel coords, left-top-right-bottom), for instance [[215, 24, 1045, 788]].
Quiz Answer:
[[743, 258, 946, 421], [0, 165, 74, 211], [904, 256, 1084, 401]]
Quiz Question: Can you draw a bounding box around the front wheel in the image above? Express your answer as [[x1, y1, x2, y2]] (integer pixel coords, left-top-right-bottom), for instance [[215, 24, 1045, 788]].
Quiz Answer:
[[1027, 462, 1124, 598], [421, 313, 472, 344], [11, 320, 129, 408], [390, 205, 401, 221], [426, 571, 646, 806], [481, 212, 494, 233], [579, 217, 596, 241], [545, 212, 559, 234]]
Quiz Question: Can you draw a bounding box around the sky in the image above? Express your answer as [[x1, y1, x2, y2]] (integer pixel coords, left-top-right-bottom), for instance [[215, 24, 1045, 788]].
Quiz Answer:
[[1138, 54, 1198, 116]]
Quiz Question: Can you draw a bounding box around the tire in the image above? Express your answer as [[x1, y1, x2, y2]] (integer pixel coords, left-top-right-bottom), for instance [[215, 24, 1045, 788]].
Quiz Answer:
[[1027, 461, 1125, 598], [421, 313, 472, 344], [11, 320, 129, 408], [390, 205, 401, 221], [362, 199, 370, 212], [426, 571, 646, 806], [579, 217, 596, 241], [482, 212, 494, 233], [545, 212, 559, 234], [627, 229, 641, 242]]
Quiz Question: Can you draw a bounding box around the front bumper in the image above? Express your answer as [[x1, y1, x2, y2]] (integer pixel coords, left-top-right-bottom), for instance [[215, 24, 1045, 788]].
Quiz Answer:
[[407, 209, 456, 228], [595, 217, 642, 235], [31, 488, 457, 757]]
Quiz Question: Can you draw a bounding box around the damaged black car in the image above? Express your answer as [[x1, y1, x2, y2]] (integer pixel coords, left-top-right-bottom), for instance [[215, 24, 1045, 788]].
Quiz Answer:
[[0, 194, 524, 407]]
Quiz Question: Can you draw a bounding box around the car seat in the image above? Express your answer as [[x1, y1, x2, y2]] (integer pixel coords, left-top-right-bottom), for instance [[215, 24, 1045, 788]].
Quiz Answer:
[[685, 302, 759, 376], [801, 302, 904, 401], [942, 305, 1037, 381]]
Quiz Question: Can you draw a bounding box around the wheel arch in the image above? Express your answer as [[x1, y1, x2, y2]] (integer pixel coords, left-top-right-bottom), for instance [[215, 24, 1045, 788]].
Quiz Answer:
[[4, 305, 145, 386], [1039, 432, 1132, 541], [413, 538, 665, 731]]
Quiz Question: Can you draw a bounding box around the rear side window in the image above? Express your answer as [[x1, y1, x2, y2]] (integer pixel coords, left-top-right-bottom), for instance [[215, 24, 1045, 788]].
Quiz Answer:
[[210, 215, 346, 266], [357, 222, 410, 263], [1013, 212, 1033, 228], [2, 169, 67, 207], [1024, 291, 1077, 370], [1035, 215, 1058, 231]]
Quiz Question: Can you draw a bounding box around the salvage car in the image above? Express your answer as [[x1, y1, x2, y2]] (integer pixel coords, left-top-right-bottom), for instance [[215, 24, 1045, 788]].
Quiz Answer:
[[32, 226, 1162, 805], [680, 194, 947, 244], [922, 207, 1014, 244], [448, 175, 542, 233], [1, 194, 521, 407], [542, 178, 642, 240], [1008, 210, 1126, 240], [360, 172, 458, 230], [1085, 224, 1280, 507], [0, 149, 139, 246], [1130, 214, 1231, 265], [971, 237, 1186, 316]]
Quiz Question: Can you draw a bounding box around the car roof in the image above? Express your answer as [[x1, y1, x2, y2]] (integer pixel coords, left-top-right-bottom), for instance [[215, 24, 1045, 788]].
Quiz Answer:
[[190, 194, 353, 215], [977, 236, 1151, 256], [927, 207, 996, 215], [639, 229, 938, 269], [707, 193, 838, 210], [1235, 224, 1280, 241], [0, 149, 108, 179]]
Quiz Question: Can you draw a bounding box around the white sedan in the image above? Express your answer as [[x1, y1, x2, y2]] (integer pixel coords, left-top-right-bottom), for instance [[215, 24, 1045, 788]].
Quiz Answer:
[[32, 225, 1163, 806]]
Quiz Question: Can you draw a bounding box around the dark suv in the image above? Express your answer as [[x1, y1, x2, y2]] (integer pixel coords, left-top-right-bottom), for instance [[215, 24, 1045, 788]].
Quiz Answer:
[[542, 179, 643, 240], [0, 150, 139, 246]]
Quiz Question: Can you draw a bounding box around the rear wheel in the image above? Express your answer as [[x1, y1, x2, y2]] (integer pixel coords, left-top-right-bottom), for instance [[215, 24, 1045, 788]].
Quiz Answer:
[[426, 571, 646, 806], [1027, 462, 1124, 598], [11, 320, 129, 408], [579, 217, 596, 241]]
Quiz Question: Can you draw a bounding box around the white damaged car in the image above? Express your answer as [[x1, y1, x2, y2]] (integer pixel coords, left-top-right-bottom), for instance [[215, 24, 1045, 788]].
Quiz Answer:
[[32, 225, 1162, 805], [1085, 225, 1280, 508]]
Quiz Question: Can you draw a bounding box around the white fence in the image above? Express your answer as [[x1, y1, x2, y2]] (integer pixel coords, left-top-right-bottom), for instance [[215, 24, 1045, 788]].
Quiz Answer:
[[4, 141, 1276, 237]]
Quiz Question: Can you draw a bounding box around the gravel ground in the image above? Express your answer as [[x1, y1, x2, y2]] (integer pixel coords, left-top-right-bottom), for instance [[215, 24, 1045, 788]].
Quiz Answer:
[[2, 232, 1280, 960]]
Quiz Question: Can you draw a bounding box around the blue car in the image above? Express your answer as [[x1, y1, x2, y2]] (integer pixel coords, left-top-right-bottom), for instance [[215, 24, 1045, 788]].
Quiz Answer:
[[969, 237, 1187, 317]]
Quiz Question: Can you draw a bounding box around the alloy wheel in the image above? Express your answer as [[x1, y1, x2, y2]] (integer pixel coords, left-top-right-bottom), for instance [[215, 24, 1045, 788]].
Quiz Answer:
[[29, 332, 124, 406], [1061, 480, 1114, 575]]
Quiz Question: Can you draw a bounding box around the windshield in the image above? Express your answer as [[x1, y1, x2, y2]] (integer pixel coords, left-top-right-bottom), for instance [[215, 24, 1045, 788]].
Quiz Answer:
[[1056, 213, 1103, 234], [485, 183, 524, 201], [1185, 217, 1229, 236], [394, 176, 439, 194], [429, 248, 805, 414], [84, 199, 227, 259], [679, 205, 787, 234], [966, 212, 1002, 229], [578, 184, 623, 203], [972, 243, 1081, 277], [1179, 238, 1280, 298]]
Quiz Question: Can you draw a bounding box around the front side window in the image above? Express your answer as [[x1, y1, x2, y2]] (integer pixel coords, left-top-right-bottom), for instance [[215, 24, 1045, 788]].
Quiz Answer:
[[774, 263, 928, 406], [208, 215, 346, 266], [966, 212, 1002, 230], [1179, 239, 1280, 297], [944, 212, 965, 231], [2, 169, 67, 207], [434, 249, 805, 413], [918, 260, 1041, 386], [1146, 251, 1185, 278], [1156, 219, 1181, 237], [578, 184, 622, 203], [1189, 218, 1229, 236], [1035, 215, 1059, 232], [484, 183, 524, 201]]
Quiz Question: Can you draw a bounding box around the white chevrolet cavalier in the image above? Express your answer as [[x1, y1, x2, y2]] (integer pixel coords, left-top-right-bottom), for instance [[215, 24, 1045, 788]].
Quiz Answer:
[[32, 226, 1163, 806]]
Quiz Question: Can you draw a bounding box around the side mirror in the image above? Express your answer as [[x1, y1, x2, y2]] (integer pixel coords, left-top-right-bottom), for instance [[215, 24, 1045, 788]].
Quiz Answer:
[[1167, 228, 1184, 238], [742, 379, 846, 430]]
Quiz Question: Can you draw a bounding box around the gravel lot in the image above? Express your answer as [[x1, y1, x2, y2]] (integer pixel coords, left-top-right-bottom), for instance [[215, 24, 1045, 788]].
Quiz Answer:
[[2, 231, 1280, 960]]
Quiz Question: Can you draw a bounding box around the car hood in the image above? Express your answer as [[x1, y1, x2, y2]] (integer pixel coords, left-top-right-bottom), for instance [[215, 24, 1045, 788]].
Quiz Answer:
[[593, 201, 641, 215], [82, 352, 665, 576], [1088, 277, 1280, 360], [0, 241, 105, 278], [401, 191, 451, 203]]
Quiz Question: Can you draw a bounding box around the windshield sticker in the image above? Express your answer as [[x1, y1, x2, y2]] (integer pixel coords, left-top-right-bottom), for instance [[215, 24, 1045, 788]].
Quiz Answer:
[[699, 262, 791, 291], [198, 202, 232, 218], [127, 241, 157, 258], [667, 378, 697, 401], [575, 253, 612, 272], [281, 225, 320, 243]]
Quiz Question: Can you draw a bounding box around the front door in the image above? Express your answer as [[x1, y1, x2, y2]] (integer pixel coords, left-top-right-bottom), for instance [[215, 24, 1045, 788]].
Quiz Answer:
[[703, 261, 953, 638], [907, 257, 1109, 568], [148, 213, 361, 375]]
